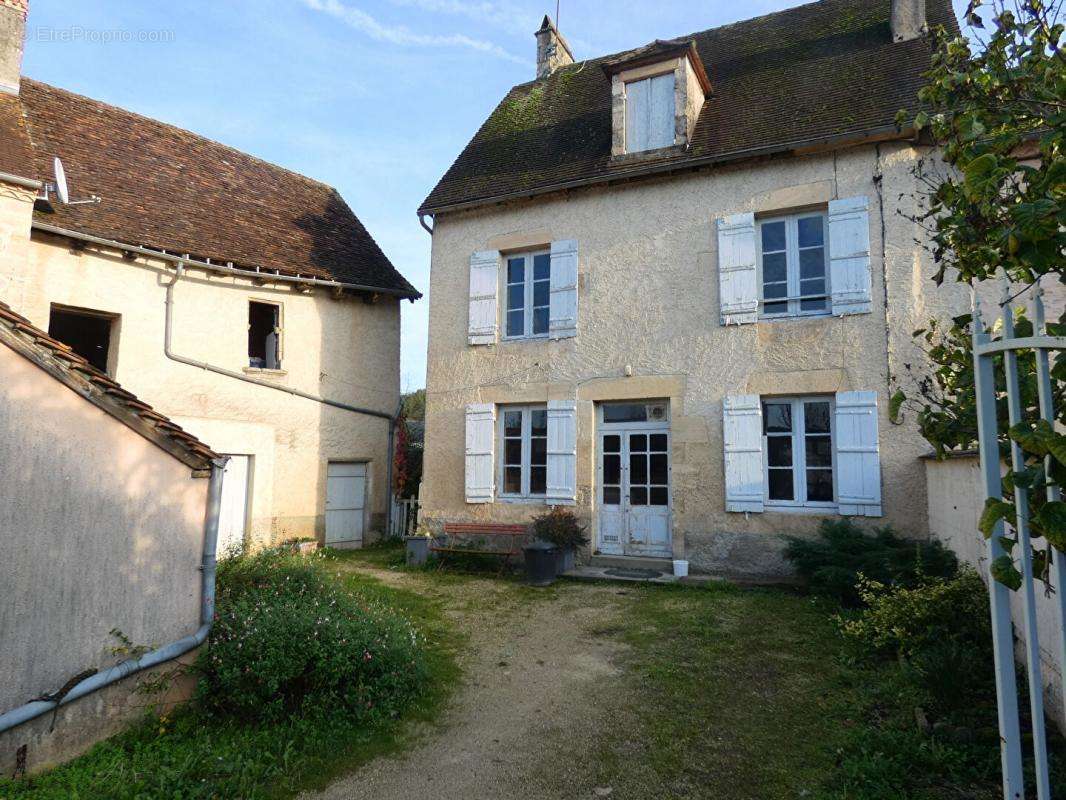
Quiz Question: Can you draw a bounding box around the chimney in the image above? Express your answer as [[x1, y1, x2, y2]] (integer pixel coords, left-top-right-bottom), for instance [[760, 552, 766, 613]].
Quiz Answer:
[[891, 0, 927, 42], [535, 15, 573, 79], [0, 0, 26, 94]]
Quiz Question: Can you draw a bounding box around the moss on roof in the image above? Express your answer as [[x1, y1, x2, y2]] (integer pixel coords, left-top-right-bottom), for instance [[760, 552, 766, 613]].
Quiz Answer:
[[420, 0, 959, 214]]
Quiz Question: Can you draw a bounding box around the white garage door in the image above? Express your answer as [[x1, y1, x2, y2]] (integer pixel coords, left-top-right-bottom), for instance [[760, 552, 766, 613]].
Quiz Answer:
[[326, 462, 367, 547], [218, 454, 251, 555]]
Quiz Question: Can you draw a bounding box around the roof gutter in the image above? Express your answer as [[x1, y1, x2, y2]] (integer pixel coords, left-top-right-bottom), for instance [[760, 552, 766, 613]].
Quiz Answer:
[[0, 458, 226, 734], [419, 124, 918, 217], [32, 222, 422, 300], [0, 171, 42, 190]]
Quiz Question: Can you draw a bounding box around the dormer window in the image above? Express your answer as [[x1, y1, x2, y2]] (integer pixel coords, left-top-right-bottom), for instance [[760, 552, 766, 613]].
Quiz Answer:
[[605, 39, 711, 160], [625, 73, 675, 153]]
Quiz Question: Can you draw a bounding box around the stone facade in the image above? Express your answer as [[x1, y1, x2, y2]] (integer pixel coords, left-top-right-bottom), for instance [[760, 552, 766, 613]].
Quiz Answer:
[[0, 181, 401, 547], [421, 142, 980, 578]]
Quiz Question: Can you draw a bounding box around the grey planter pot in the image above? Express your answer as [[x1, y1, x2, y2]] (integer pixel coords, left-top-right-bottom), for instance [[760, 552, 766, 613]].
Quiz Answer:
[[556, 546, 576, 574], [405, 536, 430, 567]]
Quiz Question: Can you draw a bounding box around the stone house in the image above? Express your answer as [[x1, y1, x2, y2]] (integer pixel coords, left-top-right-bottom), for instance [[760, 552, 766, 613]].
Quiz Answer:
[[417, 0, 972, 577], [0, 0, 420, 550]]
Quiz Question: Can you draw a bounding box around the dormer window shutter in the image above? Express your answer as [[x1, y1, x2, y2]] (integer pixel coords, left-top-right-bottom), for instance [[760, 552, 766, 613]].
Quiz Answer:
[[625, 73, 674, 152], [828, 197, 872, 316], [548, 239, 578, 339], [717, 213, 758, 325], [468, 250, 499, 346]]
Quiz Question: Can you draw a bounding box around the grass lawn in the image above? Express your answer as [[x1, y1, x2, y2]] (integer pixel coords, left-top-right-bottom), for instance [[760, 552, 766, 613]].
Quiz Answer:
[[587, 579, 1045, 800], [4, 542, 1060, 799]]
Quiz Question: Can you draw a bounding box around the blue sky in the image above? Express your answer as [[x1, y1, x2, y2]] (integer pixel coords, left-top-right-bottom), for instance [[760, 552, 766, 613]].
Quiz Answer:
[[22, 0, 971, 390]]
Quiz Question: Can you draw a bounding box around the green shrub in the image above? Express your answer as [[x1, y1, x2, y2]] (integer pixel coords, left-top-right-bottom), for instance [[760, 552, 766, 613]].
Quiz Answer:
[[198, 547, 427, 722], [531, 507, 588, 550], [840, 568, 990, 659], [784, 518, 957, 605]]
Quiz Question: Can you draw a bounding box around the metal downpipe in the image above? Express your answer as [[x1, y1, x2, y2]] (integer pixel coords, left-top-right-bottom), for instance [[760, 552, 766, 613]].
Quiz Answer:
[[0, 460, 226, 734], [163, 267, 400, 535]]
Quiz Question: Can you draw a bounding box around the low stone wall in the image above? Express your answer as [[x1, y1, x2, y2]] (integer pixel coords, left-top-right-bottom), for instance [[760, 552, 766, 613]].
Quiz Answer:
[[925, 453, 1064, 728]]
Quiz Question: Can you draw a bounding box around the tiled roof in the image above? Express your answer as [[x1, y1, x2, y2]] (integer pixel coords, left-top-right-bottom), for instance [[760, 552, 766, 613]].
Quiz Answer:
[[420, 0, 959, 214], [15, 80, 418, 297], [0, 300, 219, 470]]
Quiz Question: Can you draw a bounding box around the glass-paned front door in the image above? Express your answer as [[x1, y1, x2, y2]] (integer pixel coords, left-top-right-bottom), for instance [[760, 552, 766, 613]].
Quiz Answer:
[[596, 411, 672, 557]]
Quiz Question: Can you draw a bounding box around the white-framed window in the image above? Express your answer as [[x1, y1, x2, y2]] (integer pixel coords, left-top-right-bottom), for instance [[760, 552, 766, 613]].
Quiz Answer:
[[762, 396, 835, 508], [504, 250, 551, 339], [498, 404, 547, 499], [625, 72, 675, 153], [248, 300, 282, 369], [758, 212, 830, 318]]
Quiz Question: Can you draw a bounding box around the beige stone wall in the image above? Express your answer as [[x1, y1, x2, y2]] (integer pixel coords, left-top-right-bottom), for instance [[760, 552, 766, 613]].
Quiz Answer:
[[926, 455, 1064, 728], [0, 342, 207, 771], [0, 190, 400, 546], [422, 142, 979, 577]]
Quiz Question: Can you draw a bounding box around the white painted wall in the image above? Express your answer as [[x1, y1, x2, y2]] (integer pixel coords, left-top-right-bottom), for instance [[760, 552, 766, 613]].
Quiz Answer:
[[0, 342, 208, 769]]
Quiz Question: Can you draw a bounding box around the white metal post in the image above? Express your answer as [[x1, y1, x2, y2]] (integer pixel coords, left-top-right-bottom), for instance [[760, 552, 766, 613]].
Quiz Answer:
[[973, 296, 1026, 799], [1033, 283, 1066, 731], [1000, 288, 1050, 799]]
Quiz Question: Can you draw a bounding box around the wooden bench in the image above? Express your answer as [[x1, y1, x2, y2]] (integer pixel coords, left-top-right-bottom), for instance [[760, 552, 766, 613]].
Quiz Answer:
[[431, 523, 529, 573]]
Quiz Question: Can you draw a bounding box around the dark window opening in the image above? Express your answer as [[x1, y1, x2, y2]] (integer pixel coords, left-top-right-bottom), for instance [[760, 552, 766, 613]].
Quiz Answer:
[[248, 301, 281, 369], [48, 305, 116, 374]]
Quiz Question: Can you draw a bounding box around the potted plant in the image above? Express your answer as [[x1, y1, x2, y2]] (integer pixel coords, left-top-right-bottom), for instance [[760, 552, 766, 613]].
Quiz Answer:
[[405, 526, 433, 567], [531, 507, 588, 573]]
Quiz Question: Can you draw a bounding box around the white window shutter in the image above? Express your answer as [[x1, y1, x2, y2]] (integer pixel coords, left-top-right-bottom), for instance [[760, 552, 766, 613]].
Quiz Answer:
[[465, 403, 495, 503], [717, 213, 758, 325], [468, 250, 499, 345], [828, 196, 872, 316], [648, 73, 675, 149], [549, 240, 578, 339], [834, 391, 882, 517], [625, 78, 650, 152], [723, 395, 764, 512], [546, 399, 577, 505]]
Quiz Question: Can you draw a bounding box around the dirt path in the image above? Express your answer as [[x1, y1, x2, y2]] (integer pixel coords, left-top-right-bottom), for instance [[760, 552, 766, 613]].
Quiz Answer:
[[302, 568, 632, 800]]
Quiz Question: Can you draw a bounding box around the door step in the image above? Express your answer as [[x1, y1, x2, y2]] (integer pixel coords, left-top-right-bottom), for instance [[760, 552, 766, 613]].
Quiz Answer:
[[589, 554, 673, 572]]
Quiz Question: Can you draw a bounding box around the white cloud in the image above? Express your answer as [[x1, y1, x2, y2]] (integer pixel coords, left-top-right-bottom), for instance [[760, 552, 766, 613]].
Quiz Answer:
[[298, 0, 529, 65], [385, 0, 538, 37]]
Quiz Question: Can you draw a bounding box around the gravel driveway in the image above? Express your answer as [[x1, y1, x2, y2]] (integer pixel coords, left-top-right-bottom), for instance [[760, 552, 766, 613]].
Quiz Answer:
[[301, 567, 633, 800]]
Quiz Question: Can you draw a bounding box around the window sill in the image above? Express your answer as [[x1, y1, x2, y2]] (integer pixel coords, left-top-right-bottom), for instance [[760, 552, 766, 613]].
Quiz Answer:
[[243, 366, 287, 377], [764, 503, 839, 515], [496, 496, 547, 505], [758, 312, 832, 323], [500, 335, 551, 344], [610, 144, 684, 165]]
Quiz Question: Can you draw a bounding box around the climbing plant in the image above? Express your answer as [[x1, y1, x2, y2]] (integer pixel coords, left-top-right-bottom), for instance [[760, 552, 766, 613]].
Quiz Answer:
[[892, 0, 1065, 589]]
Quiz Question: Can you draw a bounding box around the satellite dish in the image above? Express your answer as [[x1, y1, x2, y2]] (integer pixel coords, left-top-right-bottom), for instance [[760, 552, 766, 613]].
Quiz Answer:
[[53, 157, 69, 204]]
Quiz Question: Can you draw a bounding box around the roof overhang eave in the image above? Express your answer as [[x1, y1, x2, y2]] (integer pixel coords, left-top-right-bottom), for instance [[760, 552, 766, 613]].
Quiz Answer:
[[418, 124, 919, 217], [31, 221, 423, 300]]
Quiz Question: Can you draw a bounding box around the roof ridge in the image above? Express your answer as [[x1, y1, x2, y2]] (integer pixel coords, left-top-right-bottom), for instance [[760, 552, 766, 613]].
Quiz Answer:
[[20, 77, 339, 193], [524, 0, 830, 86]]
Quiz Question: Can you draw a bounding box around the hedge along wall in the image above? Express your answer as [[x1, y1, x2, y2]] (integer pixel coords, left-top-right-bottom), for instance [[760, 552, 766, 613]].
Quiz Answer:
[[924, 453, 1064, 730]]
